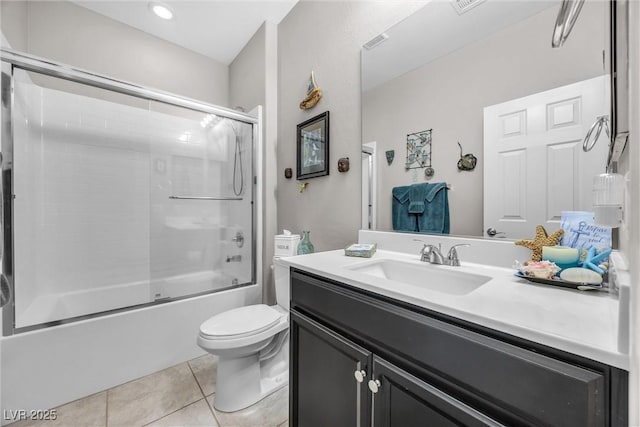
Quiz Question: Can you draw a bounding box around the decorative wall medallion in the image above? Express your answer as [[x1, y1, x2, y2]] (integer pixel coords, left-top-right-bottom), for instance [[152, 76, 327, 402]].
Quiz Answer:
[[385, 150, 395, 165], [337, 157, 350, 173], [456, 141, 477, 171], [405, 129, 432, 170], [299, 71, 323, 110]]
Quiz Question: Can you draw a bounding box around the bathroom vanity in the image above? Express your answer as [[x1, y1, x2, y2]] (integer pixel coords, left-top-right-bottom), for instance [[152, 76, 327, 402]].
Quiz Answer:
[[283, 234, 629, 427]]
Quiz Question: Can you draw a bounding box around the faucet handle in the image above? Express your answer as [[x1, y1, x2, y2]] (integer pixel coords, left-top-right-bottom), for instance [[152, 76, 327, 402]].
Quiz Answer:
[[447, 244, 470, 266], [414, 239, 430, 261], [413, 239, 436, 262]]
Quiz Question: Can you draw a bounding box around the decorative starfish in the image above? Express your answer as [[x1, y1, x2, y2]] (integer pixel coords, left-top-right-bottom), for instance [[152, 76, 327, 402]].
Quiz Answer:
[[581, 247, 612, 274], [515, 225, 564, 261]]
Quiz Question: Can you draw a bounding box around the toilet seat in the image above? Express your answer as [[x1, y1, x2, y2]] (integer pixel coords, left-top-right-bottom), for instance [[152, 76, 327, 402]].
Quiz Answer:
[[198, 305, 288, 352], [200, 304, 282, 339]]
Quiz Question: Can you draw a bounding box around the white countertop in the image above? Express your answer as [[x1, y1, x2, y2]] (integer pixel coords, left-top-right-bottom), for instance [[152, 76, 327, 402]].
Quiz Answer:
[[279, 249, 629, 370]]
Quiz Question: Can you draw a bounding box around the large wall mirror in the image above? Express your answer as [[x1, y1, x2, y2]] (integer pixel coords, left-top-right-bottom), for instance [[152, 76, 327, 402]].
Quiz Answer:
[[361, 0, 612, 240]]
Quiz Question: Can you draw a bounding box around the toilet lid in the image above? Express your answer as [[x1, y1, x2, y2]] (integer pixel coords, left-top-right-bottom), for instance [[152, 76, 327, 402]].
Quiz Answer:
[[200, 304, 282, 339]]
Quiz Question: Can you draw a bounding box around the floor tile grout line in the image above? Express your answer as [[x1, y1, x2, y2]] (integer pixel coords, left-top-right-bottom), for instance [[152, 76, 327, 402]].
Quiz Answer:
[[104, 389, 109, 427], [187, 359, 223, 427], [138, 362, 205, 426], [187, 359, 209, 399], [108, 361, 203, 427], [141, 397, 211, 427], [206, 397, 223, 427]]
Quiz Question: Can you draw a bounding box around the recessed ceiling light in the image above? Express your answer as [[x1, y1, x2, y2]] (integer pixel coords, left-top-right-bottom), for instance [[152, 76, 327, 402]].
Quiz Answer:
[[149, 2, 173, 20]]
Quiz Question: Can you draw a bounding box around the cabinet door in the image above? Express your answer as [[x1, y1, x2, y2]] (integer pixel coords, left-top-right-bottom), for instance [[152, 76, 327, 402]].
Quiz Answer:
[[290, 310, 372, 427], [370, 357, 503, 427]]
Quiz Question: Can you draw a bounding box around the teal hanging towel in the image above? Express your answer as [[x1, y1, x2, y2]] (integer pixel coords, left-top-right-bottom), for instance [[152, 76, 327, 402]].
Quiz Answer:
[[392, 183, 449, 234]]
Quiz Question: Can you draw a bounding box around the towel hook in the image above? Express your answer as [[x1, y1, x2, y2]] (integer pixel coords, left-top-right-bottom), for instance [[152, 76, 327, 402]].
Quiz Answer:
[[583, 115, 609, 152]]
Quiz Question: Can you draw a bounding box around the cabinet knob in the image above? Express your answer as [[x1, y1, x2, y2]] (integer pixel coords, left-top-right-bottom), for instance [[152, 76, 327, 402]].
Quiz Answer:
[[354, 370, 367, 383], [368, 379, 381, 393]]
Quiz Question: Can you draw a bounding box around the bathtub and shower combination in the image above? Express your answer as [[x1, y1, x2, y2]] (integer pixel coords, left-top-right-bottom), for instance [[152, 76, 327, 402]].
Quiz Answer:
[[0, 48, 263, 414]]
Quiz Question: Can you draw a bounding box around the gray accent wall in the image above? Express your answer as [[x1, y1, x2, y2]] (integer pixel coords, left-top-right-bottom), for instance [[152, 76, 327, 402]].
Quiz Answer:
[[230, 22, 279, 303], [276, 1, 424, 252], [1, 1, 229, 106]]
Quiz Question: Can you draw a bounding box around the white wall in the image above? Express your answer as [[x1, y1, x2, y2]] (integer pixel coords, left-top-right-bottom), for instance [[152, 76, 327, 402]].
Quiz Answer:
[[1, 1, 229, 106], [277, 1, 426, 252], [363, 2, 607, 236]]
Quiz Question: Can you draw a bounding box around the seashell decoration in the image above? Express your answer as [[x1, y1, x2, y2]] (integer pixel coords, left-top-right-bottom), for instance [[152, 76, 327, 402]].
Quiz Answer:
[[457, 141, 477, 171], [299, 71, 323, 110]]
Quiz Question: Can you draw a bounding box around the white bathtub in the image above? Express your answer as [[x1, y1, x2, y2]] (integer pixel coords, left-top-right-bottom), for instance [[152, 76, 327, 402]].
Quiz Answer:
[[1, 282, 260, 420], [14, 270, 245, 329]]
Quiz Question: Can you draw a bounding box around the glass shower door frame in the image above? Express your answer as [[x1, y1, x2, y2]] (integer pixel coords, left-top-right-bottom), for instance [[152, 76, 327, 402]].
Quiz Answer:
[[0, 48, 260, 336]]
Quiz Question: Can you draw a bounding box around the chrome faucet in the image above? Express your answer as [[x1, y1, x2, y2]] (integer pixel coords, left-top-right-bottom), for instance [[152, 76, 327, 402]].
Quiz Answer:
[[415, 240, 470, 266]]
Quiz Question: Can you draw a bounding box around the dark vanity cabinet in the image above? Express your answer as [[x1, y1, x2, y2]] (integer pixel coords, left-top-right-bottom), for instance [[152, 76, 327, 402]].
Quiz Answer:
[[291, 311, 371, 427], [289, 269, 628, 427]]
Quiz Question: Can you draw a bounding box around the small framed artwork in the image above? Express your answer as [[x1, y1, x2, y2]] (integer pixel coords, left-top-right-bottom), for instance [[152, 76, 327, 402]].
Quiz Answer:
[[297, 111, 329, 180]]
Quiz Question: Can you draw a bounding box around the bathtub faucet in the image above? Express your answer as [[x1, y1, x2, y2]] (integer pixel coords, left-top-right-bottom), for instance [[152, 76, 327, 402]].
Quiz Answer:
[[226, 255, 242, 263]]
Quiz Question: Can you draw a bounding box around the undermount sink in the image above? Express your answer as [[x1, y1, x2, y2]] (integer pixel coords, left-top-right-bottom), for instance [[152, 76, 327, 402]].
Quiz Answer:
[[346, 259, 491, 295]]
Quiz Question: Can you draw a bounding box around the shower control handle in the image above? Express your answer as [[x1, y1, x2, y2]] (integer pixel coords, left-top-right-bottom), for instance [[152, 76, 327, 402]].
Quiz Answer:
[[232, 231, 245, 248], [354, 370, 367, 383]]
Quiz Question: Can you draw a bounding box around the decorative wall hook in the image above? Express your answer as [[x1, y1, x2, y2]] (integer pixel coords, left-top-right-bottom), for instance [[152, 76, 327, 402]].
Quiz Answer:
[[298, 182, 308, 193], [337, 157, 350, 173], [385, 150, 395, 165], [457, 141, 477, 171], [284, 168, 293, 179], [299, 71, 323, 110]]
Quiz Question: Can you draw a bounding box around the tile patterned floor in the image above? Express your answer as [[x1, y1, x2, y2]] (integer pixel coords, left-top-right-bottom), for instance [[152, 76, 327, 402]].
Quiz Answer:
[[8, 354, 289, 427]]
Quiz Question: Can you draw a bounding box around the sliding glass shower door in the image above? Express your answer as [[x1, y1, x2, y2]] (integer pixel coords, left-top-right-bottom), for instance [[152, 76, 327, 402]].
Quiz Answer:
[[8, 66, 255, 332], [147, 102, 254, 301]]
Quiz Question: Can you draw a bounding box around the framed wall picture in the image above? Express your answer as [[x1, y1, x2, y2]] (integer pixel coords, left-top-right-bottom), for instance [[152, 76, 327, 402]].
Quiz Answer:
[[297, 111, 329, 179]]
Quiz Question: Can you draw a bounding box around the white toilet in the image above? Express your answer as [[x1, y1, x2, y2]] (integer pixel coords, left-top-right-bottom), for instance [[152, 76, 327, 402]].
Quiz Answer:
[[197, 257, 290, 412]]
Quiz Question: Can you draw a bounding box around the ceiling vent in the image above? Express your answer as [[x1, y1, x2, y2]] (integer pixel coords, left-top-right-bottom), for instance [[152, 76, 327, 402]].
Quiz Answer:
[[363, 33, 389, 50], [450, 0, 487, 15]]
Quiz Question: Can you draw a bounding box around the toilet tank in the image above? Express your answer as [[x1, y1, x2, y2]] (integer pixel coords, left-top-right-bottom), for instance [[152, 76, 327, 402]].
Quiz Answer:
[[273, 257, 290, 310]]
